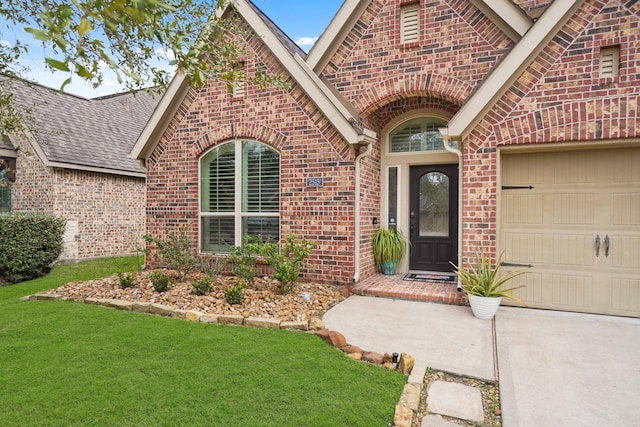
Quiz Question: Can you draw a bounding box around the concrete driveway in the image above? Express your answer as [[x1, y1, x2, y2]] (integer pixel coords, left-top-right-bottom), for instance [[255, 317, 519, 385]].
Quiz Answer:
[[495, 307, 640, 427]]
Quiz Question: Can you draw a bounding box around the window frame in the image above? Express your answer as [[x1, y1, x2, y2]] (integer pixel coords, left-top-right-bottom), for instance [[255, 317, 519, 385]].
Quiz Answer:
[[199, 139, 280, 253], [387, 116, 449, 154]]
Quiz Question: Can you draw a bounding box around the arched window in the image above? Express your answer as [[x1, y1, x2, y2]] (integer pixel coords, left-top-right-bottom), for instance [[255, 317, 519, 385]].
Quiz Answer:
[[389, 117, 448, 153], [200, 140, 279, 252]]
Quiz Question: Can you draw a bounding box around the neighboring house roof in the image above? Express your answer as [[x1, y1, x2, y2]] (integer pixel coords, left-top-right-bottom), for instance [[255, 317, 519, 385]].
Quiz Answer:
[[1, 76, 160, 177]]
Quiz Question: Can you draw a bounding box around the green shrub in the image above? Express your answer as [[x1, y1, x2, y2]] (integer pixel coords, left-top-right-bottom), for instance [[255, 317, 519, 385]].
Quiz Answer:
[[149, 270, 170, 293], [143, 229, 199, 280], [0, 213, 66, 283], [117, 272, 136, 288], [257, 234, 317, 295], [224, 285, 243, 305], [229, 235, 262, 287], [192, 275, 212, 295]]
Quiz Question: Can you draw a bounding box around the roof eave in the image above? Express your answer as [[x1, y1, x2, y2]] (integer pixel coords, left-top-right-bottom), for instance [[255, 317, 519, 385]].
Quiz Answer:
[[129, 71, 189, 160], [306, 0, 372, 74]]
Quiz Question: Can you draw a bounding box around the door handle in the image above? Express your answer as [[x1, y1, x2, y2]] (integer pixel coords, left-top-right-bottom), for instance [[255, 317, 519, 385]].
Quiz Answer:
[[595, 234, 600, 257], [604, 235, 610, 257]]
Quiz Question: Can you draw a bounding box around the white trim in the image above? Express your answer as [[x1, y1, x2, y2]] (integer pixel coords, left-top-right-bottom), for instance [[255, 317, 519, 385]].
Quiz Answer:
[[129, 72, 189, 160], [306, 0, 372, 73], [472, 0, 532, 40], [400, 3, 420, 44], [0, 148, 17, 158], [446, 0, 585, 140]]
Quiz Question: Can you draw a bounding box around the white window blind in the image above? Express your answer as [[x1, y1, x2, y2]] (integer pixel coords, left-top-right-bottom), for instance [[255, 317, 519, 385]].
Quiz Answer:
[[401, 4, 420, 44], [390, 117, 448, 152]]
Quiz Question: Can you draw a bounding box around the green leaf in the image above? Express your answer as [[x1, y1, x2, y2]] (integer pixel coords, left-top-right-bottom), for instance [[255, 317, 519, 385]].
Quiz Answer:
[[59, 77, 72, 92], [75, 64, 93, 79], [24, 27, 51, 42], [78, 18, 92, 36], [44, 57, 70, 72]]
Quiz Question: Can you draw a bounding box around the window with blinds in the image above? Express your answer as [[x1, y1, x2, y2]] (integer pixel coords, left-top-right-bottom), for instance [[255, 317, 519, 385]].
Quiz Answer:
[[400, 3, 420, 44], [200, 140, 280, 252], [389, 117, 448, 153], [600, 47, 619, 78]]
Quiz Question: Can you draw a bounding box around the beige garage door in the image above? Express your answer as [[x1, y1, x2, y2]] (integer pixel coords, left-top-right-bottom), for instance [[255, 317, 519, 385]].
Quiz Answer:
[[500, 146, 640, 317]]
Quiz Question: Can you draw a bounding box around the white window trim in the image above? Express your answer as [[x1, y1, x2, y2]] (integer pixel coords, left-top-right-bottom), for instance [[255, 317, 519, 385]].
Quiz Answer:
[[198, 139, 280, 253]]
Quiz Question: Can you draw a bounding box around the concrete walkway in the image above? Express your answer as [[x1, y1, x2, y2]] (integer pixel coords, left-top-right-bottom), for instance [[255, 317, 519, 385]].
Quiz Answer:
[[323, 295, 640, 426]]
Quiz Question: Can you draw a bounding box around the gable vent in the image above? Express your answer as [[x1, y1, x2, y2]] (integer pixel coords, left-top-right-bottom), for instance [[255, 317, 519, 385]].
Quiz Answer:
[[401, 4, 420, 44], [600, 47, 619, 78]]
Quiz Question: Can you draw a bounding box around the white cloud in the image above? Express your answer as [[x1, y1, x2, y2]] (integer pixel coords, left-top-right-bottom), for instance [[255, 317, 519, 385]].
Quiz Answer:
[[1, 40, 12, 48], [295, 36, 318, 49]]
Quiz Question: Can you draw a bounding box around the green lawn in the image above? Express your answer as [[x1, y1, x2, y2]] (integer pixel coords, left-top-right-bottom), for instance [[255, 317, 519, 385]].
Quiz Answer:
[[0, 257, 406, 426]]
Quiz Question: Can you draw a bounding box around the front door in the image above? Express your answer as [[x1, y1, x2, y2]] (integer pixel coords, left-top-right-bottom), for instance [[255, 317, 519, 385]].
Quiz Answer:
[[409, 164, 458, 272]]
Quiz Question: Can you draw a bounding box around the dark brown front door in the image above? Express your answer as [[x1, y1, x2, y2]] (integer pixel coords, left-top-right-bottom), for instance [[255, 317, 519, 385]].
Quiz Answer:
[[409, 164, 458, 272]]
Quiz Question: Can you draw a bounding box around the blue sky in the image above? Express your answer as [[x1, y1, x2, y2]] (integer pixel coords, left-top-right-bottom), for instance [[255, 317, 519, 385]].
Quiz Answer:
[[3, 0, 344, 97]]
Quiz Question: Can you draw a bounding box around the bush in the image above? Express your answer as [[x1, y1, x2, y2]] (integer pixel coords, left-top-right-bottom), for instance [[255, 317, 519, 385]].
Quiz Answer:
[[117, 272, 136, 288], [224, 285, 243, 305], [258, 234, 317, 295], [0, 213, 66, 283], [192, 275, 212, 295], [143, 229, 199, 280], [149, 270, 170, 293], [229, 235, 262, 287]]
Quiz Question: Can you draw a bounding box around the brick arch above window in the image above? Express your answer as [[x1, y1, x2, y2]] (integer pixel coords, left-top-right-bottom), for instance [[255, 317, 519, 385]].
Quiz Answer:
[[353, 73, 471, 118], [192, 122, 288, 157]]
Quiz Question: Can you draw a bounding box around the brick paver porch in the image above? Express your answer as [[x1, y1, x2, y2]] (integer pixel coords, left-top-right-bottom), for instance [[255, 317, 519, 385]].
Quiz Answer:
[[350, 273, 467, 305]]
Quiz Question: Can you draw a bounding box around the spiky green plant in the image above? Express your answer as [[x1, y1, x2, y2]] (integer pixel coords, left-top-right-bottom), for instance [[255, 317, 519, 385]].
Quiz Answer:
[[450, 252, 526, 304], [372, 227, 407, 271]]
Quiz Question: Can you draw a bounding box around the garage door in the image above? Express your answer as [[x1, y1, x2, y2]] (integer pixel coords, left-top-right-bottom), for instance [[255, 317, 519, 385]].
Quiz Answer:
[[500, 146, 640, 317]]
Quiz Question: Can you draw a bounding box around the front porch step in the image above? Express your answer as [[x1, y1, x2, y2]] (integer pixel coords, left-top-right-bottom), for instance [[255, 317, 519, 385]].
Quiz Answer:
[[350, 274, 466, 305]]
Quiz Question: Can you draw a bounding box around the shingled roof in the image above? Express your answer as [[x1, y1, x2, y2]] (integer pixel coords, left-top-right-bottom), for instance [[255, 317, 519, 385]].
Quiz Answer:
[[1, 76, 160, 177]]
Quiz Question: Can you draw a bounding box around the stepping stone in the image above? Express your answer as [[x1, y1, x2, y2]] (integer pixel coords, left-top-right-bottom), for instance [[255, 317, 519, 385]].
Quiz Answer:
[[421, 414, 462, 427], [426, 381, 483, 423]]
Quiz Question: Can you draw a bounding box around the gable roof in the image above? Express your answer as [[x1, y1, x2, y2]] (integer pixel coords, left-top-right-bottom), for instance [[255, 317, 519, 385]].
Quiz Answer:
[[1, 76, 160, 177], [130, 0, 376, 161]]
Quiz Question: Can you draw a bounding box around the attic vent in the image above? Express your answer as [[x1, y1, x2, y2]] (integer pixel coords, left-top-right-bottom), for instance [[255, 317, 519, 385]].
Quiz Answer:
[[599, 47, 619, 78], [232, 63, 245, 98], [400, 3, 420, 44]]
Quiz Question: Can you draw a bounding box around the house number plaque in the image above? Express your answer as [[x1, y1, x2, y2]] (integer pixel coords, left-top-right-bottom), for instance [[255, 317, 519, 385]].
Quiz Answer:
[[306, 177, 324, 187]]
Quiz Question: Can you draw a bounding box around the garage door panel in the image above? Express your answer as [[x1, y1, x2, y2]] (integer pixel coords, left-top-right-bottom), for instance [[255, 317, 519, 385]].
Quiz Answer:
[[553, 193, 595, 224], [613, 193, 640, 225], [501, 146, 640, 317], [611, 278, 640, 312], [504, 194, 544, 224], [552, 274, 594, 307], [504, 232, 544, 263], [552, 234, 595, 266], [611, 235, 640, 269]]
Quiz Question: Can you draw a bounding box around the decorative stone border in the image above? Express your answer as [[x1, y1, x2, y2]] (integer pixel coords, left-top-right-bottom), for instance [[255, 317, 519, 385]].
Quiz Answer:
[[23, 291, 421, 425]]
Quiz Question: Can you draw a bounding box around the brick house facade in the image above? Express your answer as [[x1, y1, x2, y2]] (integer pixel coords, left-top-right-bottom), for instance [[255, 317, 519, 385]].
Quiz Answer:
[[1, 78, 157, 260], [132, 0, 640, 317]]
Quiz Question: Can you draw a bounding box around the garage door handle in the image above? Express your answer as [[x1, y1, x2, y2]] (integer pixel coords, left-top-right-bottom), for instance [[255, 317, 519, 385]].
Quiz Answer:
[[595, 234, 601, 257], [604, 235, 610, 258]]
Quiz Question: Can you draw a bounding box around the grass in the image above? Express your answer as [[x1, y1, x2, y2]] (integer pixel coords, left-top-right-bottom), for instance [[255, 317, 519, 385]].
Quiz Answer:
[[0, 257, 406, 426]]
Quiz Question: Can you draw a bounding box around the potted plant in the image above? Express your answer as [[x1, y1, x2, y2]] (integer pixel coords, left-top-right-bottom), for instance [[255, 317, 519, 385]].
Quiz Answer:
[[372, 227, 407, 275], [450, 252, 525, 319]]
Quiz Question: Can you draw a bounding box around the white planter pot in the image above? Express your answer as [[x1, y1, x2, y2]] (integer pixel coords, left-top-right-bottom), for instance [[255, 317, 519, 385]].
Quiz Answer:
[[468, 294, 502, 320]]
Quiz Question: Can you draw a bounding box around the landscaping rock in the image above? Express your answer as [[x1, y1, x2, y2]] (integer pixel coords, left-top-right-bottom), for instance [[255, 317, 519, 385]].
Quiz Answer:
[[149, 303, 174, 317], [308, 317, 325, 330], [200, 314, 219, 324], [343, 345, 362, 354], [393, 404, 413, 427], [217, 314, 244, 325], [399, 352, 415, 375], [280, 321, 308, 331], [105, 299, 132, 311], [245, 317, 280, 329], [131, 302, 151, 313], [427, 381, 484, 423], [328, 330, 347, 348], [347, 352, 362, 361], [362, 351, 384, 365], [398, 383, 421, 411]]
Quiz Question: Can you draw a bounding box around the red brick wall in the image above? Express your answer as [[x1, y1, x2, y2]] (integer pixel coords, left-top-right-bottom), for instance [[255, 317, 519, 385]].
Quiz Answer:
[[462, 0, 640, 258], [145, 31, 358, 285]]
